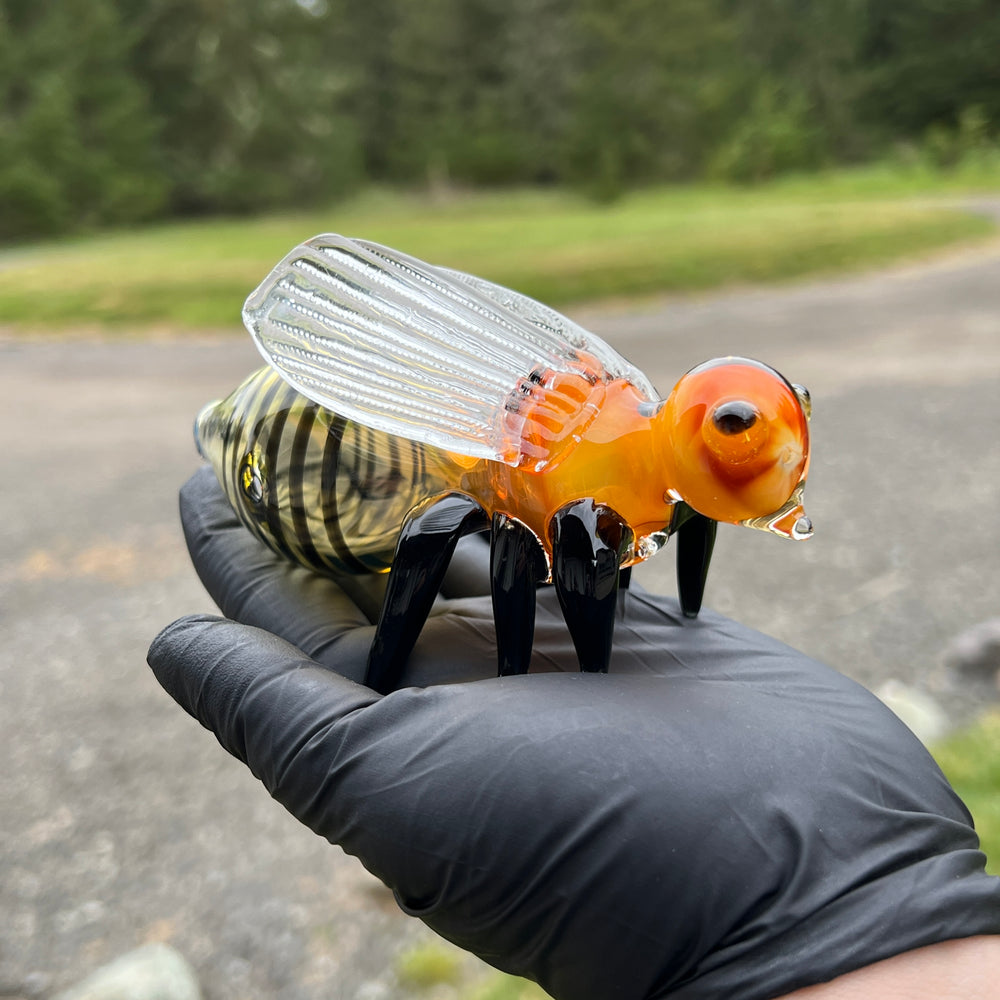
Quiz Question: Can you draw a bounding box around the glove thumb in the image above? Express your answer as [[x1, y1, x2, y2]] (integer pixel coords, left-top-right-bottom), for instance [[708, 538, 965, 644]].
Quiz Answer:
[[148, 614, 379, 821]]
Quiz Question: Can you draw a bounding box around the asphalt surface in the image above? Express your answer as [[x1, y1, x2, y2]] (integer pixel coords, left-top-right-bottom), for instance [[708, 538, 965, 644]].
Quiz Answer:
[[2, 229, 1000, 998]]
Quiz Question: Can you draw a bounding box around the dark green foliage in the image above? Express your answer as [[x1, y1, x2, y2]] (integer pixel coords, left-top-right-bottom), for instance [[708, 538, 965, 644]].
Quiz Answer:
[[338, 0, 578, 187], [709, 82, 824, 183], [724, 0, 871, 166], [861, 0, 1000, 141], [119, 0, 362, 215], [0, 0, 166, 240], [2, 0, 1000, 242], [565, 0, 728, 198]]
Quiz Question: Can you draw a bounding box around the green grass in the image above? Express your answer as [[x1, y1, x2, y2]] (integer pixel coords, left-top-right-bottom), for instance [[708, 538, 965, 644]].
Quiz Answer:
[[0, 162, 997, 332], [394, 942, 550, 999], [933, 710, 1000, 876], [468, 975, 551, 1000], [396, 943, 465, 989]]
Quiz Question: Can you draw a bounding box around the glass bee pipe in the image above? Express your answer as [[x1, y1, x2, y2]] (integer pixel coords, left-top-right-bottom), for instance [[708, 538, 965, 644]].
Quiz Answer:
[[196, 234, 813, 692]]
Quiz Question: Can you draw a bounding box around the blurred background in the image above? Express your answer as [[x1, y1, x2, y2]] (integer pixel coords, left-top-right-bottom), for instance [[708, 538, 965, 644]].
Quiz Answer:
[[3, 0, 1000, 240], [2, 1, 1000, 998]]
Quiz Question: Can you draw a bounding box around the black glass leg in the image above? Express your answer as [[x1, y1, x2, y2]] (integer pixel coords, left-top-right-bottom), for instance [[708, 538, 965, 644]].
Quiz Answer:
[[551, 500, 631, 673], [366, 492, 488, 694], [675, 508, 717, 619], [617, 565, 632, 618], [490, 513, 548, 676]]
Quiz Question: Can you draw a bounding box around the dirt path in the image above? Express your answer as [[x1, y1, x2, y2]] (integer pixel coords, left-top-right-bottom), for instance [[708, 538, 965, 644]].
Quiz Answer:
[[2, 233, 999, 998]]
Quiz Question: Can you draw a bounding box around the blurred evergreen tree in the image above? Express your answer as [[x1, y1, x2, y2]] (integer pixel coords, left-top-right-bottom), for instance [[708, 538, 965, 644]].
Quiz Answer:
[[0, 0, 165, 240], [721, 0, 871, 174], [120, 0, 362, 215], [861, 0, 1000, 143], [564, 0, 740, 199], [337, 0, 403, 181], [357, 0, 469, 185], [339, 0, 578, 188], [494, 0, 578, 185]]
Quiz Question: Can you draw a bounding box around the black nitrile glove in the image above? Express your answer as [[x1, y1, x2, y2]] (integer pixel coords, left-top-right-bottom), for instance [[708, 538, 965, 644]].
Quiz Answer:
[[148, 467, 1000, 1000]]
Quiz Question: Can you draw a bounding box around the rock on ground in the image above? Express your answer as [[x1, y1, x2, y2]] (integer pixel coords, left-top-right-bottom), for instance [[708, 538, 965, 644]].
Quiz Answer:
[[52, 945, 201, 1000]]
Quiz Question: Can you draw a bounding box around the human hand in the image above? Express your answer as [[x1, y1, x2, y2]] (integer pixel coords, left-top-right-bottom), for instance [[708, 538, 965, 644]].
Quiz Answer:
[[148, 467, 996, 999]]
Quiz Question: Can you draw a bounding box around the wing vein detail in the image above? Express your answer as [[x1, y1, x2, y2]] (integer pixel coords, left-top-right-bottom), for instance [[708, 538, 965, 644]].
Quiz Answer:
[[242, 235, 653, 464]]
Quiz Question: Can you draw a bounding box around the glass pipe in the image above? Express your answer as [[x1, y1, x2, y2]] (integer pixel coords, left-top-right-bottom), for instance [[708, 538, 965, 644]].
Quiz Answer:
[[195, 234, 813, 688], [196, 356, 811, 582]]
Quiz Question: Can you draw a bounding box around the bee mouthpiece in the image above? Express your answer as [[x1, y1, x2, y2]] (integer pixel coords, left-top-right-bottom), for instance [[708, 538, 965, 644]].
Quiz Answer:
[[739, 483, 813, 540]]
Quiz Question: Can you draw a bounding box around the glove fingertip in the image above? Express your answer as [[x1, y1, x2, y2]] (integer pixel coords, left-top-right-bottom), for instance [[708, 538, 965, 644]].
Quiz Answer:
[[147, 613, 228, 708]]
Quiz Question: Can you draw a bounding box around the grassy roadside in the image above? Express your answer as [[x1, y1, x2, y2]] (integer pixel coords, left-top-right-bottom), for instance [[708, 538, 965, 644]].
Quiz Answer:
[[0, 163, 997, 332], [934, 709, 1000, 876]]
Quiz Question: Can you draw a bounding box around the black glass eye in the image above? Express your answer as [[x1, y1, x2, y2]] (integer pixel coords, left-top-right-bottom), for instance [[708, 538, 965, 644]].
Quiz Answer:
[[713, 400, 758, 435]]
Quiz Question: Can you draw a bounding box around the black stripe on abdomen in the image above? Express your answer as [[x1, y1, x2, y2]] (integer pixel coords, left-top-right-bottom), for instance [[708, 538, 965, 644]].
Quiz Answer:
[[321, 416, 370, 574], [262, 400, 298, 564], [233, 372, 286, 551], [287, 404, 334, 572]]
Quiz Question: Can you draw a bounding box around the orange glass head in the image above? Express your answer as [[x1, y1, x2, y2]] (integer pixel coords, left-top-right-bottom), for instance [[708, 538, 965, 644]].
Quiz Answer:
[[658, 358, 812, 538]]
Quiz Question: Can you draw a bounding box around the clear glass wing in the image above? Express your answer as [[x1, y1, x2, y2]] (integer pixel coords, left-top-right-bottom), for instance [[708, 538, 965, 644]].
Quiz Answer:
[[432, 263, 656, 398], [242, 234, 654, 466]]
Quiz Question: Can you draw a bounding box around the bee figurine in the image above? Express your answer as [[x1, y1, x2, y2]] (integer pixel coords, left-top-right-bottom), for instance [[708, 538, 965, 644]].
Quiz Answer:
[[195, 235, 813, 693]]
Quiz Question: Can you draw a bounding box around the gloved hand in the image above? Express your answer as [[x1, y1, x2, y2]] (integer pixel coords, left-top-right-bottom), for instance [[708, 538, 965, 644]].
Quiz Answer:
[[149, 467, 1000, 1000]]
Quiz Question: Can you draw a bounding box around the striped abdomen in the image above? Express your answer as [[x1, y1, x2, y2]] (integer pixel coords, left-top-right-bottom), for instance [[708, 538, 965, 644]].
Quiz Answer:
[[195, 368, 453, 574]]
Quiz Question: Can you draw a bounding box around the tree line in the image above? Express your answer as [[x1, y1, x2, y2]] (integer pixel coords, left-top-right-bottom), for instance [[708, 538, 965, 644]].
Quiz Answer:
[[2, 0, 999, 242]]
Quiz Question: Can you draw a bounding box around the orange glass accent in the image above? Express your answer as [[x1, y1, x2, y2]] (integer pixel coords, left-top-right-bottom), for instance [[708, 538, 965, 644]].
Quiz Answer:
[[458, 376, 673, 561], [656, 359, 810, 526], [498, 367, 606, 472], [448, 358, 811, 562]]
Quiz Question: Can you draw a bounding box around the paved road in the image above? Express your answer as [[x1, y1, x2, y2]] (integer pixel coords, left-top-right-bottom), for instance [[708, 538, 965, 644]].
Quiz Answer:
[[2, 233, 999, 998]]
